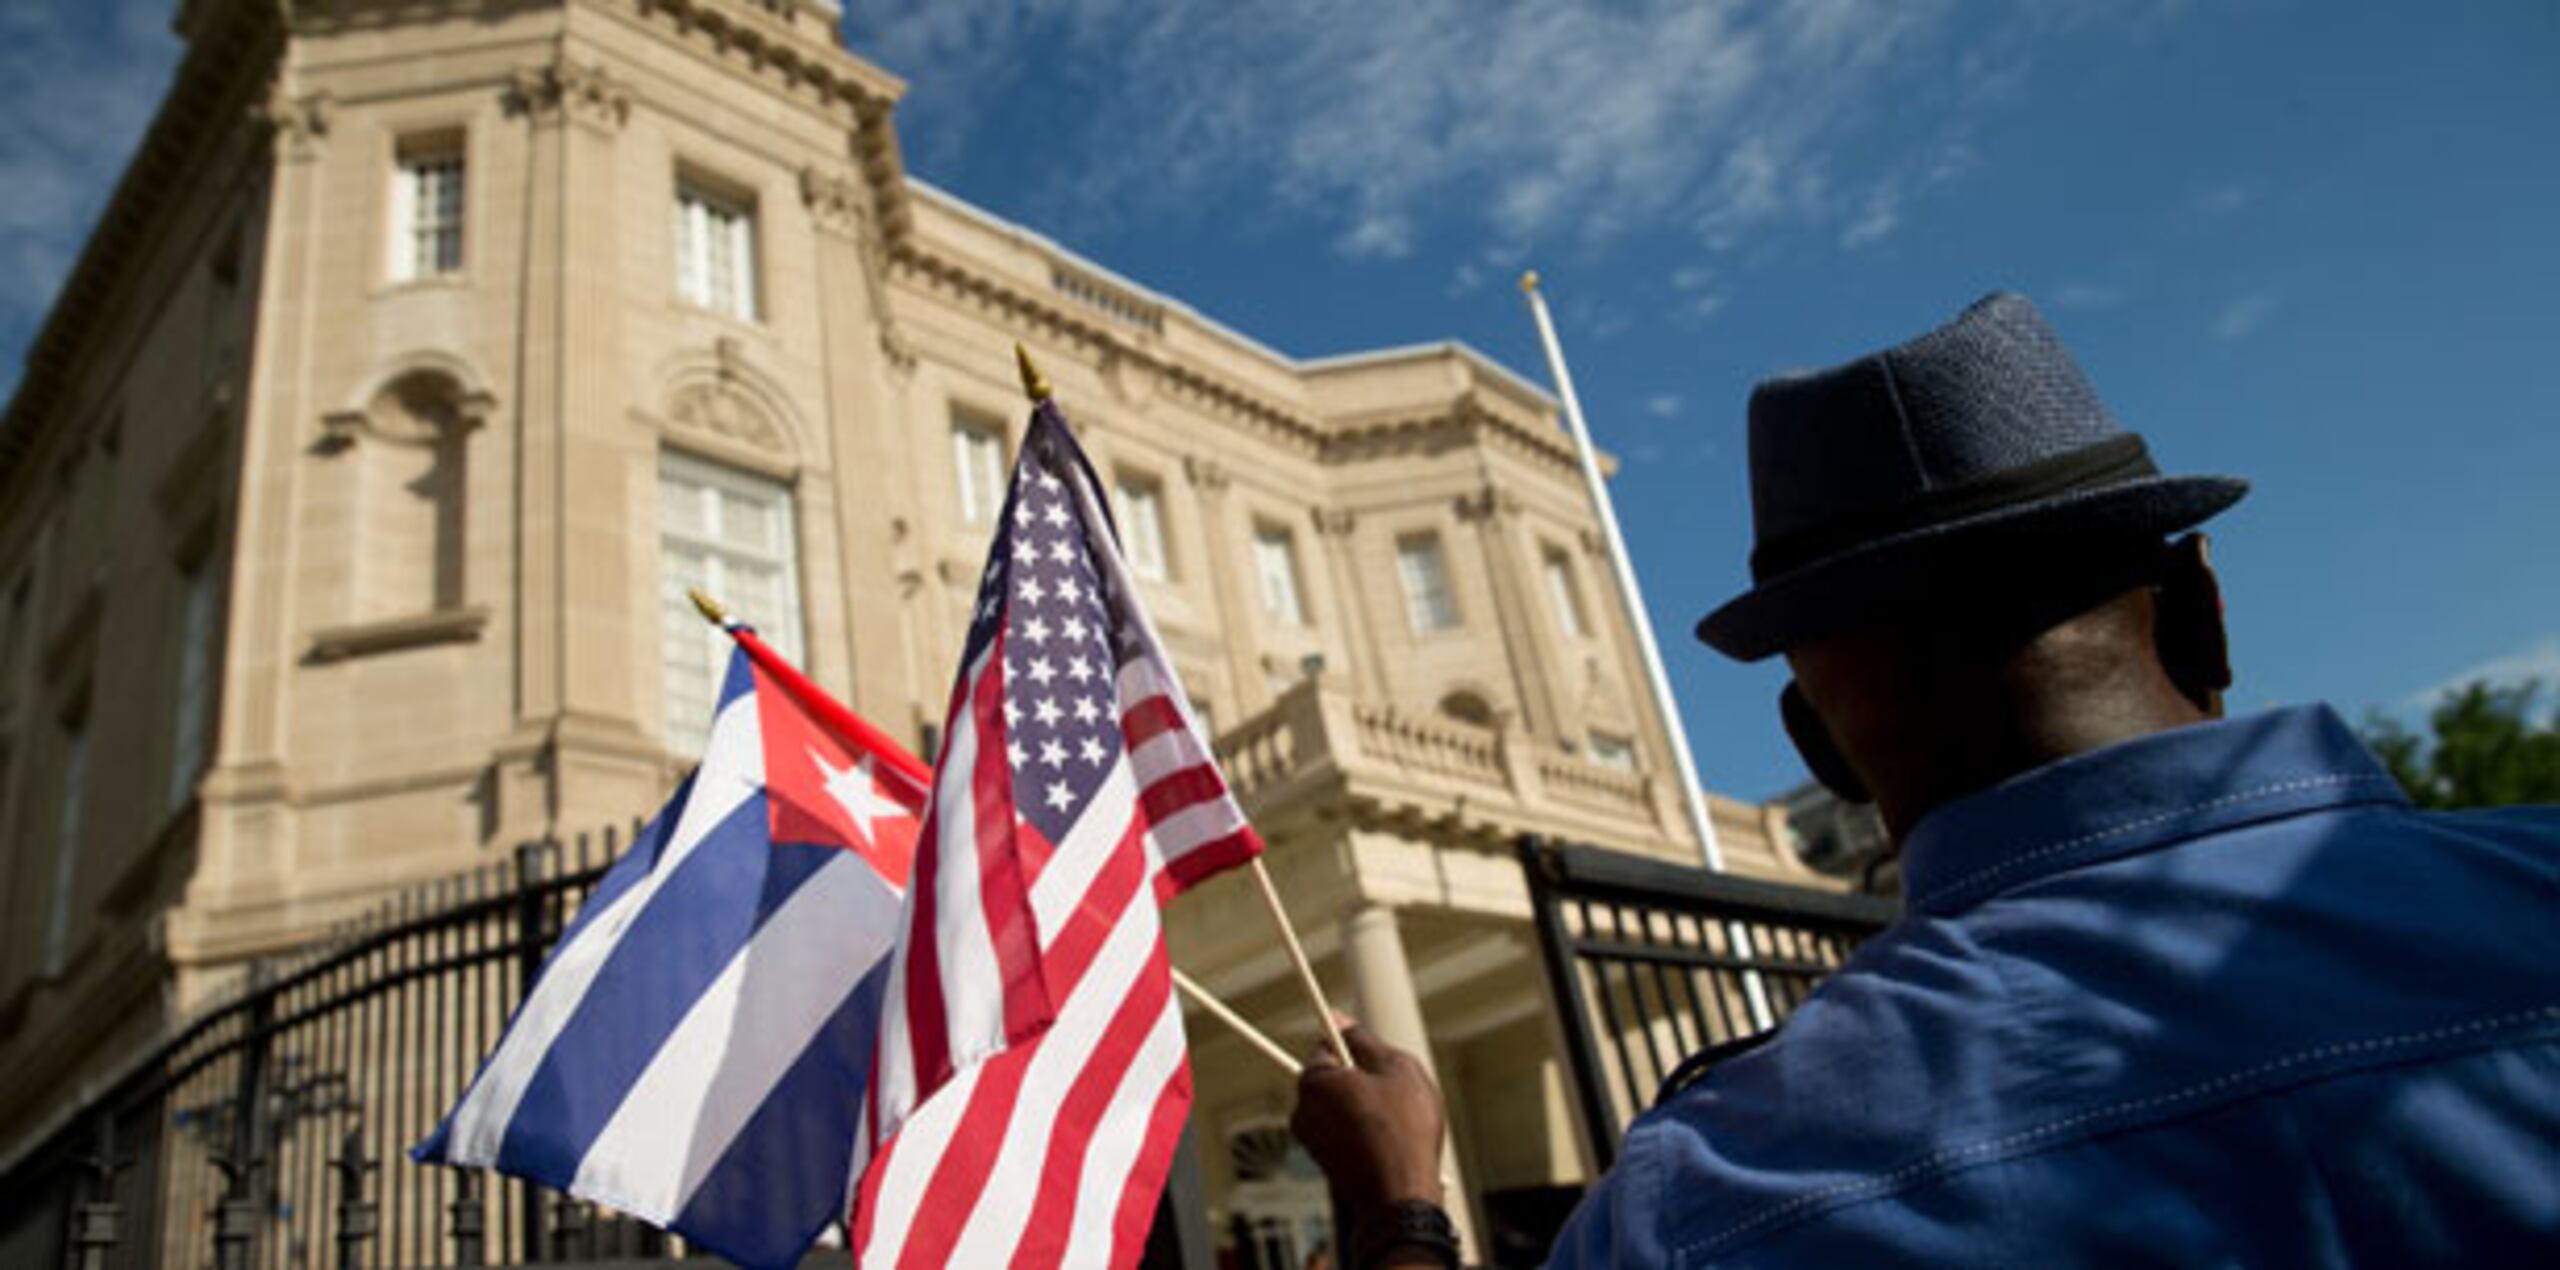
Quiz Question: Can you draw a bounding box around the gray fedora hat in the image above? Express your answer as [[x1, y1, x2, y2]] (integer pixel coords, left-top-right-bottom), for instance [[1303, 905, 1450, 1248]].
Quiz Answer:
[[1696, 292, 2246, 661]]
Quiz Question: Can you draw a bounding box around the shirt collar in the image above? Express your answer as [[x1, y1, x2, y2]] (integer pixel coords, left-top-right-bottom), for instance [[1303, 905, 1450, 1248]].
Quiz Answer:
[[1898, 705, 2409, 916]]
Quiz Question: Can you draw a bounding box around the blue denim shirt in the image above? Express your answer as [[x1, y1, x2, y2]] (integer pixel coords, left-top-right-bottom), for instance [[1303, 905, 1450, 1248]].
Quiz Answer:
[[1546, 706, 2560, 1267]]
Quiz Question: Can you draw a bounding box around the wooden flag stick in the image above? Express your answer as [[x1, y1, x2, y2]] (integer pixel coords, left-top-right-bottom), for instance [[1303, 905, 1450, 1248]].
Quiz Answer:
[[1251, 858, 1353, 1067], [1169, 968, 1300, 1077]]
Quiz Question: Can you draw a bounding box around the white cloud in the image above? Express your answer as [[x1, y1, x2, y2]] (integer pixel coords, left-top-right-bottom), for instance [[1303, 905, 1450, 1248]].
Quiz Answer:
[[1643, 393, 1684, 419], [2211, 290, 2281, 341], [860, 0, 2103, 263], [0, 1, 181, 403], [2409, 637, 2560, 714]]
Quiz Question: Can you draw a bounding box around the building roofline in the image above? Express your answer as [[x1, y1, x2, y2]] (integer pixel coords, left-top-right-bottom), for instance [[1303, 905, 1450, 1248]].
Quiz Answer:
[[904, 179, 1558, 416]]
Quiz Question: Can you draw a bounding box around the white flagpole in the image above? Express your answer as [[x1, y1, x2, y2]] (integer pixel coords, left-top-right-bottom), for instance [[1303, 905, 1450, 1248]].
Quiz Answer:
[[1519, 272, 1774, 1032]]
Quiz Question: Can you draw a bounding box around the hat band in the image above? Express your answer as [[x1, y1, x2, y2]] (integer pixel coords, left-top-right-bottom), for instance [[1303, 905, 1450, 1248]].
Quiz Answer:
[[1750, 434, 2158, 581]]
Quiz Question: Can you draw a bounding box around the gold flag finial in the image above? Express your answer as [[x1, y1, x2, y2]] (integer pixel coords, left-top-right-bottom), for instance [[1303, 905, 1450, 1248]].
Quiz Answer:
[[1519, 269, 1542, 295], [1015, 343, 1052, 403], [688, 588, 729, 626]]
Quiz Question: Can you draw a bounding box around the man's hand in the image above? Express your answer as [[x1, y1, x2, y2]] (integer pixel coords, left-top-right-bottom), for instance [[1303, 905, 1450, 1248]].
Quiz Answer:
[[1289, 1020, 1447, 1209]]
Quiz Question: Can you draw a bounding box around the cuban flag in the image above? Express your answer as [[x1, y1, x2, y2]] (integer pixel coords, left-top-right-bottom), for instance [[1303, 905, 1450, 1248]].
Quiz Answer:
[[416, 620, 927, 1270]]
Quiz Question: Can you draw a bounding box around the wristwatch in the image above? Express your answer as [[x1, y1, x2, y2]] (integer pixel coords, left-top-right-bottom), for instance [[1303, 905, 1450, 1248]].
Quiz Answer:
[[1350, 1199, 1461, 1269]]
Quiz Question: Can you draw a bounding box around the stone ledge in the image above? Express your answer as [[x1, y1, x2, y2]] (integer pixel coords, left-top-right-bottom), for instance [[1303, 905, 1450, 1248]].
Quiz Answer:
[[304, 606, 488, 663]]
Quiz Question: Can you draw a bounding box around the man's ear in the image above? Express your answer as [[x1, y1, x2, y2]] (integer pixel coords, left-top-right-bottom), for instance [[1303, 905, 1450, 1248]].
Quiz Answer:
[[1781, 682, 1872, 803], [2154, 533, 2231, 716]]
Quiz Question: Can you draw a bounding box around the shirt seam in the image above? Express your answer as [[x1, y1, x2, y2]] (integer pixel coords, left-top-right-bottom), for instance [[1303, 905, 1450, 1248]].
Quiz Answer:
[[1913, 773, 2397, 911], [1675, 1003, 2560, 1261]]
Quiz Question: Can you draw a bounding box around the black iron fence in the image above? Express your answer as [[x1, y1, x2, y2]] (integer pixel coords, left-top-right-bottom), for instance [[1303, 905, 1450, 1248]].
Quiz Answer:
[[1517, 837, 1900, 1172], [0, 825, 701, 1270]]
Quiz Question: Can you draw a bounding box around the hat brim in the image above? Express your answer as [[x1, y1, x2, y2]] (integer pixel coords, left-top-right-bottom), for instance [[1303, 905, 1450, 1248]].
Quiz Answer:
[[1695, 475, 2248, 662]]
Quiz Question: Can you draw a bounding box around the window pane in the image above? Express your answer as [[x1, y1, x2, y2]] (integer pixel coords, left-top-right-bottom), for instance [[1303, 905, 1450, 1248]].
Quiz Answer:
[[954, 421, 1006, 525], [45, 724, 88, 976], [1254, 528, 1304, 625], [1397, 536, 1458, 632], [661, 451, 801, 754], [394, 149, 463, 280], [1118, 478, 1169, 581], [167, 564, 217, 811], [1545, 550, 1587, 639]]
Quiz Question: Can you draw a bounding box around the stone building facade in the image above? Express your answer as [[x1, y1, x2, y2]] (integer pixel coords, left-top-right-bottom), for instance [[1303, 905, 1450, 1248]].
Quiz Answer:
[[0, 1, 1826, 1262]]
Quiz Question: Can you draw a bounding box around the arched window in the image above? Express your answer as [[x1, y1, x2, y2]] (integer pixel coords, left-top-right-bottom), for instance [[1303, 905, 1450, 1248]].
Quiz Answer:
[[1439, 690, 1497, 728]]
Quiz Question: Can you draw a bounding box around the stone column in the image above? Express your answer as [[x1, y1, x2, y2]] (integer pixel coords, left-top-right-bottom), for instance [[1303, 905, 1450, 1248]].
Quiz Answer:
[[1184, 456, 1268, 715], [1311, 507, 1389, 703], [506, 58, 651, 832], [1454, 482, 1564, 743], [804, 164, 917, 721], [1343, 904, 1482, 1257]]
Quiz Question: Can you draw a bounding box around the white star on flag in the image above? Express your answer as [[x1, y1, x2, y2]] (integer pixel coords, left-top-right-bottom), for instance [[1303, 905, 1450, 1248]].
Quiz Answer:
[[812, 748, 908, 846]]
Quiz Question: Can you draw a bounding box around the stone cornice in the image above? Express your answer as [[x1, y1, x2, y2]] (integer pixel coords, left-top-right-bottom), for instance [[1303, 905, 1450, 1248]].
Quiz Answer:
[[621, 0, 910, 236], [887, 241, 1332, 453], [508, 54, 633, 133]]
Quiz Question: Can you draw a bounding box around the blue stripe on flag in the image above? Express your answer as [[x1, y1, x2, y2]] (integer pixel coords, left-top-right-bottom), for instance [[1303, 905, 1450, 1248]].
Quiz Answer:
[[669, 957, 892, 1270], [492, 800, 842, 1184]]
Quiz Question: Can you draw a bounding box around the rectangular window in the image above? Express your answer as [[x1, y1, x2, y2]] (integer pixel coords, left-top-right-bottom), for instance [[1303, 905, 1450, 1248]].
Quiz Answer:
[[166, 561, 218, 812], [1396, 534, 1460, 633], [1115, 474, 1171, 582], [1544, 547, 1589, 640], [1252, 525, 1306, 626], [44, 718, 88, 977], [1588, 731, 1638, 772], [952, 416, 1009, 526], [675, 181, 759, 321], [660, 451, 803, 754], [390, 138, 465, 281]]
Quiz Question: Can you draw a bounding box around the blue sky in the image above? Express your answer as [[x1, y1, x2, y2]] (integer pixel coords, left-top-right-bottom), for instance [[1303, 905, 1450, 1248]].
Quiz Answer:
[[5, 1, 2555, 800]]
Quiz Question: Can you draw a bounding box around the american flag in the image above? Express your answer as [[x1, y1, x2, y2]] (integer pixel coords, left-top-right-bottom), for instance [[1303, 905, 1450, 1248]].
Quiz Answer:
[[850, 396, 1264, 1268]]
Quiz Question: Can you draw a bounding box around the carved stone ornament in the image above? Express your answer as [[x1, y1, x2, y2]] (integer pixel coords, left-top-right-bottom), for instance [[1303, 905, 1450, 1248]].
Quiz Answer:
[[258, 88, 332, 162], [800, 165, 865, 238], [1311, 506, 1357, 537], [876, 321, 918, 376], [1453, 483, 1523, 523], [509, 59, 632, 132], [667, 381, 787, 454], [1182, 454, 1231, 493]]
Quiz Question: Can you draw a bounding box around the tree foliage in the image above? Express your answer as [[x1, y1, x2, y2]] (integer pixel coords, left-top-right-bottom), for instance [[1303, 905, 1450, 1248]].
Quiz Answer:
[[2363, 680, 2560, 810]]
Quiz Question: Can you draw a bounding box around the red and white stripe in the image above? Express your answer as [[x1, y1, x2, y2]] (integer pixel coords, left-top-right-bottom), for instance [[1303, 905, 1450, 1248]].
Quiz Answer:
[[849, 421, 1264, 1270]]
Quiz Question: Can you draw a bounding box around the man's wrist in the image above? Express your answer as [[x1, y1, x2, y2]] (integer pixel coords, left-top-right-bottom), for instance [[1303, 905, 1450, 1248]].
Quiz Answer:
[[1347, 1198, 1460, 1270]]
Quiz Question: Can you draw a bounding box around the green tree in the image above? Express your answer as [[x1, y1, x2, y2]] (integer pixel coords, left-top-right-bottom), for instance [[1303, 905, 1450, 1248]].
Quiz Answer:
[[2363, 680, 2560, 810]]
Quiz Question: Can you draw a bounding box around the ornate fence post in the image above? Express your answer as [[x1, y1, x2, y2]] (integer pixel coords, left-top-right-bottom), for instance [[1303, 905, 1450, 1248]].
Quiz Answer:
[[69, 1116, 128, 1270], [446, 1169, 486, 1266], [330, 1127, 377, 1270], [511, 840, 554, 1262], [211, 965, 276, 1270]]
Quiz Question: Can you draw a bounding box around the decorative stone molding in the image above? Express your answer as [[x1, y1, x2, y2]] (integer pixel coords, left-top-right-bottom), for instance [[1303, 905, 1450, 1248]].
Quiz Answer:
[[666, 381, 787, 455], [306, 607, 490, 663], [508, 58, 631, 133], [1578, 527, 1607, 557], [1453, 484, 1523, 523], [876, 321, 919, 376], [800, 165, 865, 238], [320, 389, 493, 453], [1182, 455, 1231, 493], [257, 88, 332, 162], [1311, 507, 1357, 537]]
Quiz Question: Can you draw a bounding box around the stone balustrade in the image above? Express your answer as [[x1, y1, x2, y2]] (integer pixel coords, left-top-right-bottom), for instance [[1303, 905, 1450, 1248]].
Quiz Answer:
[[1212, 677, 1676, 846]]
